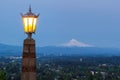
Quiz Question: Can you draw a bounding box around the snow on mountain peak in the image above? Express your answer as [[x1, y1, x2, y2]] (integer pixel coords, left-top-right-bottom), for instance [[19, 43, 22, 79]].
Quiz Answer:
[[61, 39, 93, 47]]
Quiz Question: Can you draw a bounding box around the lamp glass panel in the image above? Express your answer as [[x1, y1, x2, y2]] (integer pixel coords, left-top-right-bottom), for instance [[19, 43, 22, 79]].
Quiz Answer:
[[28, 17, 34, 32], [22, 16, 38, 33], [33, 18, 37, 32], [22, 18, 28, 33]]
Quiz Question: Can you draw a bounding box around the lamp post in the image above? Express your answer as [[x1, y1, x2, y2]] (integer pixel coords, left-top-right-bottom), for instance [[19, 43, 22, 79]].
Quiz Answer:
[[21, 6, 39, 80]]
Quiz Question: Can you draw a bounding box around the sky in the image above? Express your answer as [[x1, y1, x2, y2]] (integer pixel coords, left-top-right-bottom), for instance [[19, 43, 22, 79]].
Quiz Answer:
[[0, 0, 120, 48]]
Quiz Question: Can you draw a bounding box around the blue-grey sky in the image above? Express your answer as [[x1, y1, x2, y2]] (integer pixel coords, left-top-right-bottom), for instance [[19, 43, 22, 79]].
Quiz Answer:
[[0, 0, 120, 48]]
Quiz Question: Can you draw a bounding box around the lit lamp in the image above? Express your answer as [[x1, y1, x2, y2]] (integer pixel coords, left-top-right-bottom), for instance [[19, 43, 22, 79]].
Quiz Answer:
[[21, 6, 39, 80], [21, 6, 39, 38]]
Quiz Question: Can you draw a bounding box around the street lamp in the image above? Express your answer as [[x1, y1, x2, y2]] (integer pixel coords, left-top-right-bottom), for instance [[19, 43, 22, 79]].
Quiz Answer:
[[21, 6, 39, 80], [21, 6, 39, 39]]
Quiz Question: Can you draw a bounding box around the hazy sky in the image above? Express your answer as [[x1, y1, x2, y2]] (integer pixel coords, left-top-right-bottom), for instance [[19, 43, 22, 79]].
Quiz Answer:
[[0, 0, 120, 48]]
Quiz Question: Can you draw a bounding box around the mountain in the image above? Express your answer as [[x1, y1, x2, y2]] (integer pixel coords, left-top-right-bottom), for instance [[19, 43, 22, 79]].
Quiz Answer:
[[0, 43, 120, 57], [0, 43, 21, 56], [60, 39, 93, 47]]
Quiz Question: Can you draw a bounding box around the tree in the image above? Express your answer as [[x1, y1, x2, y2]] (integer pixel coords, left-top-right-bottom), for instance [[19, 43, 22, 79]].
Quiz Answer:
[[86, 73, 93, 80], [0, 69, 6, 80]]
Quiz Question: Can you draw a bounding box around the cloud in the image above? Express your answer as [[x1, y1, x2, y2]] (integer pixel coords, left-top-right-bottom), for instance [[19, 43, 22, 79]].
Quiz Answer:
[[61, 39, 93, 47]]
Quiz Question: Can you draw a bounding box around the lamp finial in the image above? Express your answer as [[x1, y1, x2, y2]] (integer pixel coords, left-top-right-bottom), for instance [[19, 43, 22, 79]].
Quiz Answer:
[[29, 5, 32, 12]]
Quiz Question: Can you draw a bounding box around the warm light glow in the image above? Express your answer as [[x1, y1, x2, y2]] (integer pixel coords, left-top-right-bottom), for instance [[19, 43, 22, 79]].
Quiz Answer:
[[22, 16, 38, 33], [21, 6, 39, 34]]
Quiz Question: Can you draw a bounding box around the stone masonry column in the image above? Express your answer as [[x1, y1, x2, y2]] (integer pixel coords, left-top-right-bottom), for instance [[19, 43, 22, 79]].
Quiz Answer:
[[21, 38, 36, 80]]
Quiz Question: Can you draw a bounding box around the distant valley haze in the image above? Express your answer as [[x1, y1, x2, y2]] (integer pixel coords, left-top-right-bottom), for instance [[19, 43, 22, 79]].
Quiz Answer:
[[0, 41, 120, 57]]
